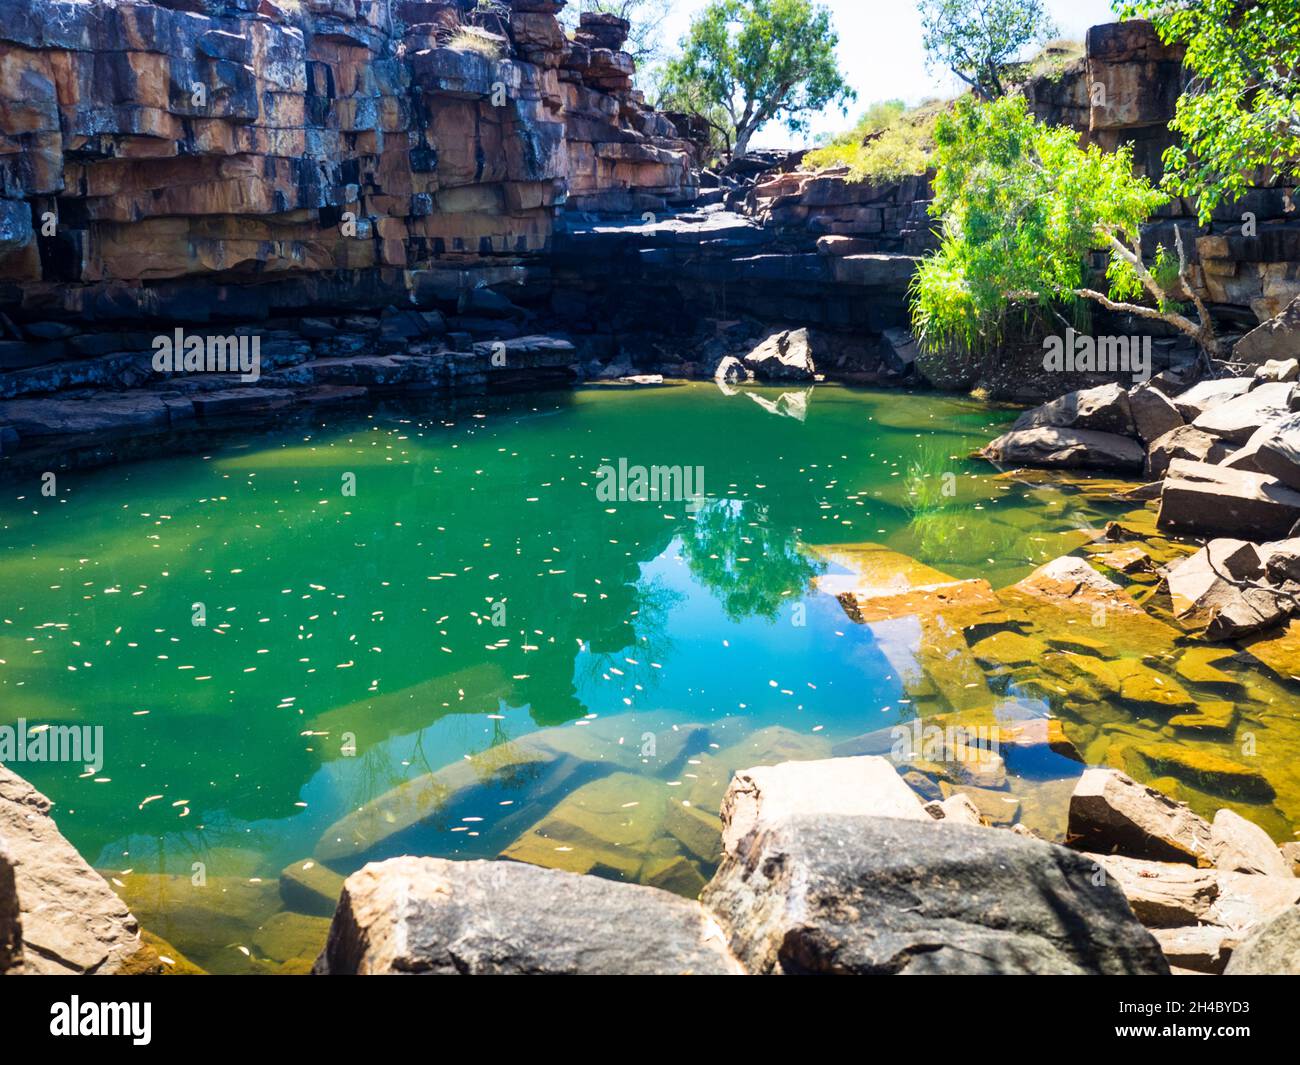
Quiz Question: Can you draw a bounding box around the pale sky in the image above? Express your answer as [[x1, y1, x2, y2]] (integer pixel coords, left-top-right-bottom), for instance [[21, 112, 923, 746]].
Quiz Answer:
[[651, 0, 1121, 147]]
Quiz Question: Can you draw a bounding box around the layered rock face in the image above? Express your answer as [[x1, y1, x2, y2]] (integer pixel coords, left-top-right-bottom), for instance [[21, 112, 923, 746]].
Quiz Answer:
[[0, 0, 697, 456], [1024, 20, 1300, 326]]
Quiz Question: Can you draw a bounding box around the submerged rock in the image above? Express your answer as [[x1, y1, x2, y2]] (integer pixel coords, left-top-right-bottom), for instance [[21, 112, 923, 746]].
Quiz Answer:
[[313, 856, 744, 975], [701, 814, 1169, 974]]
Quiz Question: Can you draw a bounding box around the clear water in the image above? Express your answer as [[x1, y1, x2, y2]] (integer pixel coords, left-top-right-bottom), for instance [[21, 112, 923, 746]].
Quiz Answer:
[[1, 382, 1295, 973]]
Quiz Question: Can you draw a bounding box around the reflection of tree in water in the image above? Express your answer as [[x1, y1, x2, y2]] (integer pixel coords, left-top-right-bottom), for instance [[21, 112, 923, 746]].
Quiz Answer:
[[680, 499, 824, 622], [576, 576, 684, 694]]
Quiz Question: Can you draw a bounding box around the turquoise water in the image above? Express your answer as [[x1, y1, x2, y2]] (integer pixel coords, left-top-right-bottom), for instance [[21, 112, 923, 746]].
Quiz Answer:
[[1, 382, 1208, 972]]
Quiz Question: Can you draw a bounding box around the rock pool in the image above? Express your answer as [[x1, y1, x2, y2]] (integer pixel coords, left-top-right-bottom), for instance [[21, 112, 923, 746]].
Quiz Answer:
[[2, 381, 1296, 973]]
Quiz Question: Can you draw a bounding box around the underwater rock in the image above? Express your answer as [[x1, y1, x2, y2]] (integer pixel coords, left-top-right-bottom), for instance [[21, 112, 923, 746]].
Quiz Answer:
[[280, 859, 347, 918], [313, 856, 743, 975], [702, 813, 1169, 975]]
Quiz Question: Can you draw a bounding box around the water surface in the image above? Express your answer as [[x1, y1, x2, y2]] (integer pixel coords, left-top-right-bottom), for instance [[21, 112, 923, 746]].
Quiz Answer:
[[1, 382, 1294, 972]]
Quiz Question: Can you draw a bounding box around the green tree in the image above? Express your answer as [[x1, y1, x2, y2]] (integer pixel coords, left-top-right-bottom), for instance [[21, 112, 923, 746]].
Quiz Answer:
[[910, 96, 1221, 365], [1117, 0, 1300, 224], [661, 0, 855, 162], [918, 0, 1058, 99]]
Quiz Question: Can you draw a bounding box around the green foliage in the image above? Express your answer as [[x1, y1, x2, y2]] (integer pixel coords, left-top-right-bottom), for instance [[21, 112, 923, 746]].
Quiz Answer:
[[661, 0, 855, 159], [803, 100, 943, 181], [1117, 0, 1300, 224], [909, 95, 1170, 355], [918, 0, 1058, 99]]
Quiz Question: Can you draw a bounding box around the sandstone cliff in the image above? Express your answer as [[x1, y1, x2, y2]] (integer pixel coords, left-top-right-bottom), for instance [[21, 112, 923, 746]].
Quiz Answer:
[[0, 0, 693, 356]]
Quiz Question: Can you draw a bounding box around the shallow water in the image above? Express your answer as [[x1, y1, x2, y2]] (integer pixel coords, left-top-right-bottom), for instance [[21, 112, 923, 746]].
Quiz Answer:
[[1, 381, 1296, 972]]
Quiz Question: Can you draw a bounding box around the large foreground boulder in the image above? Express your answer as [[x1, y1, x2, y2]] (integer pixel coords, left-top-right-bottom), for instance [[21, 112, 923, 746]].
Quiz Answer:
[[979, 425, 1146, 470], [701, 814, 1169, 974], [1224, 907, 1300, 974], [313, 856, 744, 975], [0, 764, 154, 974], [1157, 459, 1300, 539]]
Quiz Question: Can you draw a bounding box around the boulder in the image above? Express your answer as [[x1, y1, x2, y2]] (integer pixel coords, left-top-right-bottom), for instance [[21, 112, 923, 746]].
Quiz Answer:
[[0, 764, 152, 974], [742, 328, 816, 382], [1165, 539, 1290, 639], [1209, 871, 1300, 935], [713, 355, 751, 384], [1012, 383, 1137, 437], [1192, 381, 1293, 443], [1157, 459, 1300, 539], [1067, 768, 1212, 866], [1128, 382, 1184, 443], [1211, 809, 1293, 877], [979, 426, 1146, 471], [0, 835, 20, 974], [1171, 377, 1253, 420], [701, 814, 1169, 974], [1221, 412, 1300, 490], [1224, 906, 1300, 974], [313, 856, 743, 975], [1146, 424, 1236, 479], [1082, 852, 1219, 926], [1150, 925, 1232, 975], [718, 755, 929, 857], [1255, 358, 1299, 383], [1233, 293, 1300, 365]]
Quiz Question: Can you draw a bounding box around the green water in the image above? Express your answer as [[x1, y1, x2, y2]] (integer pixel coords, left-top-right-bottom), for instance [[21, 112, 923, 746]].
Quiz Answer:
[[1, 382, 1295, 973]]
